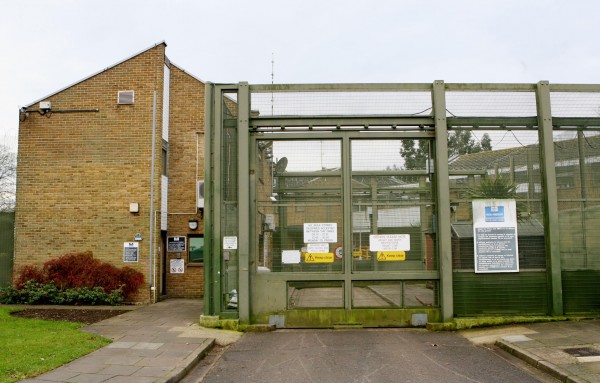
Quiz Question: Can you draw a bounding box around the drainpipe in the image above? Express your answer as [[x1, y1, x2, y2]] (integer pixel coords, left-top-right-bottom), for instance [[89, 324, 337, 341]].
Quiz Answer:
[[149, 89, 157, 302]]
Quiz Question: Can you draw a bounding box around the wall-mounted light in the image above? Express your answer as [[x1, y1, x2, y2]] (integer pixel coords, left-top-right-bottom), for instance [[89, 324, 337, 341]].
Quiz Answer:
[[188, 219, 198, 230], [129, 202, 139, 213]]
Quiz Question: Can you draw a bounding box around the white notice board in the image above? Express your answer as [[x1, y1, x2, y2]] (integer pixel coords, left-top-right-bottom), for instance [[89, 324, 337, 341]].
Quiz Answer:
[[472, 199, 519, 273], [303, 223, 337, 243], [369, 234, 410, 252]]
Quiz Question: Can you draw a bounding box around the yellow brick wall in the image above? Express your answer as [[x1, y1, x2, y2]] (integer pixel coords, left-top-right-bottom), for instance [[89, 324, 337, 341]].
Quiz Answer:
[[15, 44, 168, 303], [164, 65, 205, 299]]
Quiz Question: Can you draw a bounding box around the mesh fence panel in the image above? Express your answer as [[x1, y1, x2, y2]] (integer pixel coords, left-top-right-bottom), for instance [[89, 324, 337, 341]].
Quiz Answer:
[[449, 129, 548, 315], [446, 92, 537, 117], [251, 91, 432, 116], [555, 130, 600, 313], [551, 93, 600, 118], [351, 139, 435, 273], [256, 140, 343, 273], [221, 92, 239, 310]]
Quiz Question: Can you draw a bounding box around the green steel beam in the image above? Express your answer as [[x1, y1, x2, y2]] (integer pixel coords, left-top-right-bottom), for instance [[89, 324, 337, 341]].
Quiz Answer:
[[247, 82, 600, 93], [251, 116, 434, 128], [203, 82, 214, 316], [212, 85, 224, 315], [237, 82, 251, 323], [447, 117, 538, 128], [249, 83, 433, 92], [433, 80, 454, 322], [445, 83, 537, 91], [536, 81, 563, 316], [251, 271, 440, 282], [253, 131, 434, 140], [549, 84, 600, 92], [342, 135, 352, 308], [552, 117, 600, 127]]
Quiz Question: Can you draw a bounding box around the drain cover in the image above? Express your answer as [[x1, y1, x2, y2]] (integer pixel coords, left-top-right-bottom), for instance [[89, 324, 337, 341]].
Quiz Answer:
[[563, 347, 600, 357]]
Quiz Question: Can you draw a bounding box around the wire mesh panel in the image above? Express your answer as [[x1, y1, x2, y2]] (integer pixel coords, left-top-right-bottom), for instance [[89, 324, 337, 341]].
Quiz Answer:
[[551, 93, 600, 118], [554, 130, 600, 313], [446, 92, 537, 117], [351, 140, 435, 273], [448, 129, 548, 315], [251, 91, 432, 117], [255, 139, 343, 273], [221, 92, 239, 311]]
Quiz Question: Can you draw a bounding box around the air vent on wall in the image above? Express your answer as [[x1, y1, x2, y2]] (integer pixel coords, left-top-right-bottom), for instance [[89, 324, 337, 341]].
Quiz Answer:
[[117, 90, 135, 105]]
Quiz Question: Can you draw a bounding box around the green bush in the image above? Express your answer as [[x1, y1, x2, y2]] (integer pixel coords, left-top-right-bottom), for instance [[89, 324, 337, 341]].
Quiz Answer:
[[0, 281, 123, 305]]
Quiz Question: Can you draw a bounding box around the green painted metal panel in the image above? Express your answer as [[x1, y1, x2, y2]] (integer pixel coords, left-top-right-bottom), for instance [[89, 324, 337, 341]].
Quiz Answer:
[[453, 272, 548, 316], [0, 212, 14, 287], [562, 271, 600, 314]]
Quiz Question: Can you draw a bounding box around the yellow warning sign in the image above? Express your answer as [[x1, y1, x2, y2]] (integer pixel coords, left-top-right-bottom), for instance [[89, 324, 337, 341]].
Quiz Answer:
[[304, 252, 335, 263], [376, 251, 406, 261]]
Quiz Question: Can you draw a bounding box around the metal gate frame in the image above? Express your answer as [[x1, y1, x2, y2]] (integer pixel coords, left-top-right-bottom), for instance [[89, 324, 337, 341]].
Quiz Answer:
[[204, 81, 600, 325]]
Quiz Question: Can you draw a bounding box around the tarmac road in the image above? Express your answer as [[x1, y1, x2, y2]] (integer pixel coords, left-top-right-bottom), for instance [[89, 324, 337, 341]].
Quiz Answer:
[[184, 328, 556, 383]]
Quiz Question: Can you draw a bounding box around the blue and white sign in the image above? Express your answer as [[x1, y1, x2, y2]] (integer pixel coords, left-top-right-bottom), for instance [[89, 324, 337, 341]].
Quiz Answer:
[[472, 199, 519, 273], [484, 205, 505, 222]]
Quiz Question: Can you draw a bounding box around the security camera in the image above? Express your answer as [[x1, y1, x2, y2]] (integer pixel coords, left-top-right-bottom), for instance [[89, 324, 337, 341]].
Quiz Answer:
[[20, 106, 27, 112]]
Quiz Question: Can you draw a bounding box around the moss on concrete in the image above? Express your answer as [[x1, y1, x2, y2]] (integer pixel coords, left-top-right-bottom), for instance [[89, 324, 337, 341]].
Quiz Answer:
[[427, 316, 569, 331]]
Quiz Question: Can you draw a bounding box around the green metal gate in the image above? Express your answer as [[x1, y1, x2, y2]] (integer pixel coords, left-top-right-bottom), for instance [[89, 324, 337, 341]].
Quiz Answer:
[[204, 81, 600, 327]]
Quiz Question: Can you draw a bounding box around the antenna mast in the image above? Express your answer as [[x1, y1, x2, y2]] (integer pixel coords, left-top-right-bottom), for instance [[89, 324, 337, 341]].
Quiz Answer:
[[271, 52, 274, 116]]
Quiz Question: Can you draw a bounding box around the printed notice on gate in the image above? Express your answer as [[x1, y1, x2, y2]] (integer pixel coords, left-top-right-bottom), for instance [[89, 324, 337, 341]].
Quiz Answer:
[[303, 223, 337, 243], [369, 234, 410, 252], [472, 199, 519, 273]]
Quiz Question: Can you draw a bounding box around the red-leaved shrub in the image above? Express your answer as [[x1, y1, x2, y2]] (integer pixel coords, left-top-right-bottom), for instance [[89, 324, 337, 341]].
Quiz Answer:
[[15, 252, 144, 299], [15, 265, 48, 289]]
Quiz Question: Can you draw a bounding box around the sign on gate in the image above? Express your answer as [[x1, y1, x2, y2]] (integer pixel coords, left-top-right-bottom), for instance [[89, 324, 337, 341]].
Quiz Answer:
[[304, 223, 337, 243], [473, 199, 519, 273]]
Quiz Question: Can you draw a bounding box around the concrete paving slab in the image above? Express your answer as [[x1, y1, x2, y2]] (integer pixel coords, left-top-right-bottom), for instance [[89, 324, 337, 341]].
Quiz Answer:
[[18, 299, 215, 383], [493, 319, 600, 383]]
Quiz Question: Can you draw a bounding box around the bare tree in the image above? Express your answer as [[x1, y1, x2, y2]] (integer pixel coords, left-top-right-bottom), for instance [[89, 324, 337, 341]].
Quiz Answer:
[[0, 145, 16, 212]]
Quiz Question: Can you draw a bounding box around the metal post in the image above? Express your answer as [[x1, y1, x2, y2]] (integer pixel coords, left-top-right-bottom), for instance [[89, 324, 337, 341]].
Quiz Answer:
[[342, 135, 352, 309], [203, 82, 214, 316], [536, 81, 563, 316], [212, 85, 224, 315], [432, 80, 453, 321], [577, 130, 589, 267], [237, 82, 251, 323]]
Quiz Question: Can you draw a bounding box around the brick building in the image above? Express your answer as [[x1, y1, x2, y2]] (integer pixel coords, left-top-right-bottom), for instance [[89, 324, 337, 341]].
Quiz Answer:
[[15, 42, 206, 303]]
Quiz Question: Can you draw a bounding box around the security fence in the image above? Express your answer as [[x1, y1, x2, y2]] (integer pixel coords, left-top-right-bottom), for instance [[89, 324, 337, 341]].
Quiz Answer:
[[205, 82, 600, 326]]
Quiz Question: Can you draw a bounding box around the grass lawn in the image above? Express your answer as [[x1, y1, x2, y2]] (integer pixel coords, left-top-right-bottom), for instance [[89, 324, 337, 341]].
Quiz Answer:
[[0, 307, 110, 383]]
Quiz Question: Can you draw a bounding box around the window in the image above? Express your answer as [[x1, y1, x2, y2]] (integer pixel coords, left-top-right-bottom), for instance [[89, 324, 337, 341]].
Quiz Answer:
[[189, 236, 204, 263]]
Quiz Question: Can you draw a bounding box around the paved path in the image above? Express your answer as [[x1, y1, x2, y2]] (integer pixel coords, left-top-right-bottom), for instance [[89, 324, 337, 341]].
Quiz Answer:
[[16, 298, 600, 383], [195, 328, 545, 383], [21, 299, 216, 383], [493, 320, 600, 383]]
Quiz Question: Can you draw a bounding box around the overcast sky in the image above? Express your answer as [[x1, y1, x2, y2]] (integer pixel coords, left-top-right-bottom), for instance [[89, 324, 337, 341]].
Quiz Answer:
[[2, 0, 600, 151]]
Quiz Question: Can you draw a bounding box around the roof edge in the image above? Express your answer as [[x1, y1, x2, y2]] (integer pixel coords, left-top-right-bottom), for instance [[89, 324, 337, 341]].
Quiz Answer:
[[23, 41, 167, 108], [170, 62, 206, 85]]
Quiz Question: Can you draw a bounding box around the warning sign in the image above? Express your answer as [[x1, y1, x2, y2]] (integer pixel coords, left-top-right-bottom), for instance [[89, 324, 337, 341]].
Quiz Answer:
[[376, 251, 406, 261], [304, 253, 334, 263], [170, 259, 185, 274]]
